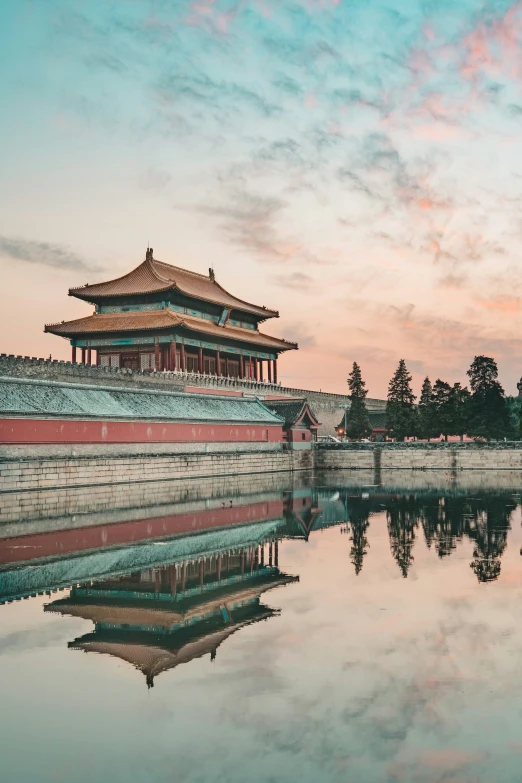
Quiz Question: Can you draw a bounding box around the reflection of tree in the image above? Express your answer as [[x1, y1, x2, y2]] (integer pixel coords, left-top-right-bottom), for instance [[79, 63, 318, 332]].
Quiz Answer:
[[385, 497, 420, 578], [421, 497, 466, 559], [347, 499, 371, 575], [465, 495, 515, 583]]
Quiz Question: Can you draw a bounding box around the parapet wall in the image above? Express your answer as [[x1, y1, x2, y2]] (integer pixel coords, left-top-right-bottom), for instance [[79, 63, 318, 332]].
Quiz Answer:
[[0, 354, 385, 435]]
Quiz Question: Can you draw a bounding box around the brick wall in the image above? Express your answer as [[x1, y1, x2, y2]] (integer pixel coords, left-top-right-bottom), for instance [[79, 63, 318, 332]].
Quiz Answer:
[[0, 445, 313, 493]]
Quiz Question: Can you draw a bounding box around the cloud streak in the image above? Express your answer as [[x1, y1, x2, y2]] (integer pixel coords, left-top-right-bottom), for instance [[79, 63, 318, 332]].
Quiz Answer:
[[0, 237, 95, 272]]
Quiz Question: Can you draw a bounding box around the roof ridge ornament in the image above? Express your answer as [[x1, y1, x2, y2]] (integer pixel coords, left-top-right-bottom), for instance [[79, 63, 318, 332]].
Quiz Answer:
[[146, 247, 154, 263], [209, 267, 215, 282]]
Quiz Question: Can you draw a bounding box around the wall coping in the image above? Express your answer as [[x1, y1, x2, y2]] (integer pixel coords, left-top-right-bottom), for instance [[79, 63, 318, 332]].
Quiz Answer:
[[315, 441, 522, 450]]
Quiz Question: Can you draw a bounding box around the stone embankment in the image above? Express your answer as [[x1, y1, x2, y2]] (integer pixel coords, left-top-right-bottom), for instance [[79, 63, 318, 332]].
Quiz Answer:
[[0, 354, 386, 435], [0, 447, 313, 494], [315, 441, 522, 474]]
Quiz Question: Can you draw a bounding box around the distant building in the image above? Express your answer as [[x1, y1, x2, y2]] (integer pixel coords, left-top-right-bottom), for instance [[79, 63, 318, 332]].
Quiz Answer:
[[45, 248, 297, 382], [336, 409, 387, 442], [265, 399, 320, 449]]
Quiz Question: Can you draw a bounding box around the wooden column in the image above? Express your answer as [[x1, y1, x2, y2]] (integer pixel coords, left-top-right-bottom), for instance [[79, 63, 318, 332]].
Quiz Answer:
[[72, 345, 77, 363], [216, 350, 221, 376], [275, 541, 279, 567], [269, 542, 273, 567], [261, 546, 265, 566], [240, 355, 245, 379], [273, 359, 278, 384], [267, 359, 272, 383], [225, 357, 229, 378], [170, 566, 177, 596], [199, 560, 204, 586], [154, 342, 160, 371], [180, 343, 185, 372], [181, 563, 186, 591], [170, 342, 177, 372], [87, 348, 92, 365], [80, 347, 86, 364], [217, 555, 222, 581], [240, 551, 245, 573], [260, 360, 264, 382], [198, 347, 203, 374], [254, 358, 259, 382]]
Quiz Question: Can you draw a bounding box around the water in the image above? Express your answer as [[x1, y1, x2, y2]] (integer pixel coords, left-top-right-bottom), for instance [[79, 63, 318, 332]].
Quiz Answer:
[[1, 471, 522, 782]]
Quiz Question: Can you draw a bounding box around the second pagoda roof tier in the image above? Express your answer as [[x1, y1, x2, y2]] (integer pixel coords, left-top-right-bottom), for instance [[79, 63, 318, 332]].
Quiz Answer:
[[45, 309, 297, 351]]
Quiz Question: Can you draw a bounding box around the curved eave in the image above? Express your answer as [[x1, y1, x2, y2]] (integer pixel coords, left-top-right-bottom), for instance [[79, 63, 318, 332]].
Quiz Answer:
[[44, 318, 298, 353]]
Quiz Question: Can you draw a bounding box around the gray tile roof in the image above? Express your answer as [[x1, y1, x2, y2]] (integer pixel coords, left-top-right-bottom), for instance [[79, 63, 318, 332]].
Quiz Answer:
[[0, 377, 284, 424]]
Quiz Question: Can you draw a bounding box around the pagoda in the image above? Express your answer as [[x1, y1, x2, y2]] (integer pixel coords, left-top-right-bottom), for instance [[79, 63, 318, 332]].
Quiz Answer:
[[45, 248, 297, 382]]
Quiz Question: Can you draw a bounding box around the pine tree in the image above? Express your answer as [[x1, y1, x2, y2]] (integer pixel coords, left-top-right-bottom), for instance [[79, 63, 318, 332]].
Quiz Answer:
[[345, 362, 371, 440], [466, 356, 512, 440], [448, 383, 470, 441], [432, 379, 452, 440], [386, 359, 416, 441], [418, 377, 437, 440]]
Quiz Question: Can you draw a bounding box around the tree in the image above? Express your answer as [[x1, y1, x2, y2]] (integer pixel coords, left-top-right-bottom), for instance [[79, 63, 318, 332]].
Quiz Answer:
[[417, 377, 437, 441], [432, 379, 453, 440], [448, 383, 470, 441], [505, 396, 522, 439], [344, 362, 371, 440], [466, 356, 511, 440], [386, 359, 416, 441]]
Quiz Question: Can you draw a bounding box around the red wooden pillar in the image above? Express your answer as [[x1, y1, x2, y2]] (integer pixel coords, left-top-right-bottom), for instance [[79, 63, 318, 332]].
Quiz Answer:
[[180, 343, 185, 372], [240, 551, 245, 573], [259, 360, 264, 382], [87, 348, 92, 365], [269, 542, 273, 567], [275, 540, 279, 567], [170, 342, 177, 372], [260, 546, 265, 566], [273, 359, 278, 384], [217, 555, 222, 582], [81, 347, 86, 364], [72, 345, 77, 363], [267, 359, 272, 383], [170, 566, 177, 596], [239, 355, 245, 379], [181, 564, 186, 591], [216, 350, 221, 376], [154, 342, 160, 371], [199, 560, 204, 586], [225, 357, 229, 378], [198, 347, 203, 374], [254, 358, 259, 382]]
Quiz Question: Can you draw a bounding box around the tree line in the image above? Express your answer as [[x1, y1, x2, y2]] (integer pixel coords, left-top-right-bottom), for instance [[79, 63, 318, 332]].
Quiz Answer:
[[343, 355, 522, 441]]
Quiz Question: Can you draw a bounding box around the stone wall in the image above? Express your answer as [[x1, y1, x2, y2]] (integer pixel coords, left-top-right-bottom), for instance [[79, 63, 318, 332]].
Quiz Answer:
[[315, 442, 522, 473], [0, 445, 313, 494], [0, 354, 385, 434]]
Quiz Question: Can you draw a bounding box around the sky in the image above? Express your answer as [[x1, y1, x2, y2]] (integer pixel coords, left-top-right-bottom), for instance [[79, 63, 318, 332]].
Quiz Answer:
[[2, 0, 522, 398]]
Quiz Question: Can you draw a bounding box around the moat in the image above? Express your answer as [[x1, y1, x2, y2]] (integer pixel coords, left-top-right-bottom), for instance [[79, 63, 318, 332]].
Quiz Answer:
[[1, 471, 522, 782]]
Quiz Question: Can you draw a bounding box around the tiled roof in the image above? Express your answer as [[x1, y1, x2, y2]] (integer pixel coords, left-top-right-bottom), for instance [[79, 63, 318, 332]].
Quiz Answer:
[[265, 399, 320, 427], [336, 409, 387, 429], [45, 309, 297, 351], [0, 377, 284, 423], [69, 255, 278, 319]]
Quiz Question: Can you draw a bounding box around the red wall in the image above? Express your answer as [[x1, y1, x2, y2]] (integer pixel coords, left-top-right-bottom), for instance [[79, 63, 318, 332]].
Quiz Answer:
[[0, 418, 283, 445]]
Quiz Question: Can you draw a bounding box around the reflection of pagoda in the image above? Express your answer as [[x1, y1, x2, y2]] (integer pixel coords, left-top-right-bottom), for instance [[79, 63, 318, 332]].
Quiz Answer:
[[46, 539, 297, 687]]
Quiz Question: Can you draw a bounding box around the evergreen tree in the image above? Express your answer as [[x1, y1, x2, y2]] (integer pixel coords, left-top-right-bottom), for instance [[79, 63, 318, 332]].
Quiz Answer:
[[505, 396, 522, 439], [386, 359, 416, 441], [448, 383, 471, 441], [466, 356, 511, 440], [417, 377, 437, 441], [345, 362, 371, 440], [432, 379, 452, 440]]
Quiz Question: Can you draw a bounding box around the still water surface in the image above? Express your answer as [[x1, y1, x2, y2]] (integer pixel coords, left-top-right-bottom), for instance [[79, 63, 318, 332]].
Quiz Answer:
[[1, 473, 522, 782]]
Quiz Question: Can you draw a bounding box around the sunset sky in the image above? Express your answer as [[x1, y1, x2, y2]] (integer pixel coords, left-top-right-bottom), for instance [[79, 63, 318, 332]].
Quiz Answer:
[[2, 0, 522, 398]]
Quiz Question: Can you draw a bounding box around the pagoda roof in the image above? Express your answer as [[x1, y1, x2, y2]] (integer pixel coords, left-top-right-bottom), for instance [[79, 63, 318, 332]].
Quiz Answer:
[[45, 309, 297, 352], [69, 252, 278, 319], [265, 399, 320, 428]]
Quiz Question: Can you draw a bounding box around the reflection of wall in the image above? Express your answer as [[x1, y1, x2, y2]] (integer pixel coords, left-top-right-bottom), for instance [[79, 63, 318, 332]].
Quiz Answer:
[[0, 471, 312, 528]]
